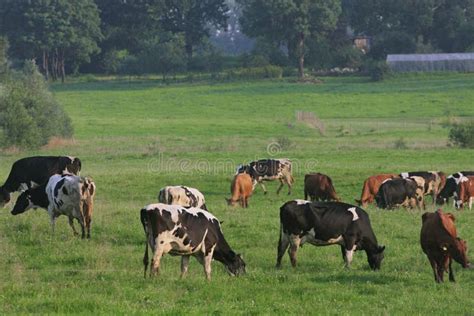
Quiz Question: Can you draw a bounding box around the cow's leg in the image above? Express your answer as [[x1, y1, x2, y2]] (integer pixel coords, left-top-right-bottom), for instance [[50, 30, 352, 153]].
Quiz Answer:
[[428, 258, 440, 282], [181, 255, 190, 278], [276, 179, 284, 195], [469, 197, 473, 211], [288, 234, 301, 268], [203, 247, 215, 280], [342, 237, 357, 268], [448, 258, 456, 282], [437, 260, 446, 283], [259, 181, 268, 195], [68, 216, 79, 236], [151, 247, 164, 277], [276, 230, 290, 268]]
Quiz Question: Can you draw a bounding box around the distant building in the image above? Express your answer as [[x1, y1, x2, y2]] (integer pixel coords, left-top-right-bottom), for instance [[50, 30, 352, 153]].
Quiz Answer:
[[387, 53, 474, 72], [353, 36, 371, 53]]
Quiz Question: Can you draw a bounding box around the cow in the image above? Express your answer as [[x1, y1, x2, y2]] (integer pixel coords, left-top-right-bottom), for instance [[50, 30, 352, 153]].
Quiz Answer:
[[0, 156, 81, 207], [409, 176, 427, 209], [455, 176, 474, 210], [158, 186, 207, 210], [140, 204, 246, 280], [276, 200, 385, 270], [400, 171, 446, 204], [420, 209, 470, 282], [236, 159, 293, 195], [375, 178, 420, 210], [304, 173, 340, 202], [437, 172, 474, 205], [11, 174, 96, 238], [355, 173, 398, 208], [226, 173, 253, 208]]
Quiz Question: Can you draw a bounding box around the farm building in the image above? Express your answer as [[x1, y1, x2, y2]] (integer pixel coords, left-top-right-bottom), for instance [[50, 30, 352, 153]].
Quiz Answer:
[[387, 53, 474, 72]]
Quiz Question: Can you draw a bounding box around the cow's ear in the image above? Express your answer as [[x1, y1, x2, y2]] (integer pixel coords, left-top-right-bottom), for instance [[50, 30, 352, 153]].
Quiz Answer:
[[378, 245, 385, 253]]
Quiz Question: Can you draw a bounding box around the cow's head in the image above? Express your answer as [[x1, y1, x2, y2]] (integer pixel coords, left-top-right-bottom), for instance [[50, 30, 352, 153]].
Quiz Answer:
[[446, 238, 470, 269], [0, 186, 11, 207], [225, 197, 237, 206], [367, 245, 385, 270], [11, 191, 36, 215], [68, 157, 82, 175], [225, 252, 246, 276]]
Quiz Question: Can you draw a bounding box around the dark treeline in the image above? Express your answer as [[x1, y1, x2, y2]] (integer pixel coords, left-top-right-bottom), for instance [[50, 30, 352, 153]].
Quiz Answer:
[[1, 0, 474, 81]]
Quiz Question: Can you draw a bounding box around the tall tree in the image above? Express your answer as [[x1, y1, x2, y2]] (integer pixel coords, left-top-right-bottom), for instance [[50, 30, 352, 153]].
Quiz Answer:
[[160, 0, 229, 60], [0, 0, 102, 81], [239, 0, 341, 78]]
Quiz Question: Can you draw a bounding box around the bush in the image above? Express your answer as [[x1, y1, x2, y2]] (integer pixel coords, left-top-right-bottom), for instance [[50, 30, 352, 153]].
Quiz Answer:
[[0, 60, 73, 149], [363, 59, 390, 81], [449, 122, 474, 148], [225, 65, 283, 80]]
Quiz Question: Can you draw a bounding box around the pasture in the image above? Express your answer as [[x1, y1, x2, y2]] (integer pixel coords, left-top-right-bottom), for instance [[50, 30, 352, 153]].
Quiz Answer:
[[1, 73, 474, 314]]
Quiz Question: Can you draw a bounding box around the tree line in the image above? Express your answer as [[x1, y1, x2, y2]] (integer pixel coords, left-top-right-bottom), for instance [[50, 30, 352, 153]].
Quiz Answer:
[[0, 0, 473, 81]]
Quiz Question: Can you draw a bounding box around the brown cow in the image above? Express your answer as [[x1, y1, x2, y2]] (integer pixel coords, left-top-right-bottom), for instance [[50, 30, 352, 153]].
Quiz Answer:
[[304, 173, 340, 202], [355, 174, 398, 208], [455, 176, 474, 210], [420, 210, 470, 283], [226, 173, 253, 208]]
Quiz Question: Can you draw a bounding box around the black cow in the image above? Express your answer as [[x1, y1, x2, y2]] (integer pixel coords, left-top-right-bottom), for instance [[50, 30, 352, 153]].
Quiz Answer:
[[276, 200, 385, 270], [236, 158, 293, 195], [437, 172, 474, 205], [376, 178, 419, 210], [141, 204, 246, 280], [0, 156, 81, 206]]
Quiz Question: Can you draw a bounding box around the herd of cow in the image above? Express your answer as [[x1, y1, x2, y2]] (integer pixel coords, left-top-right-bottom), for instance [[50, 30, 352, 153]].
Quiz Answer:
[[0, 156, 472, 283]]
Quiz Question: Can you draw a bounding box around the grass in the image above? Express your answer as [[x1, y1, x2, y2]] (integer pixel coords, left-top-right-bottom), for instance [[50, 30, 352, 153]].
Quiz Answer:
[[1, 73, 474, 314]]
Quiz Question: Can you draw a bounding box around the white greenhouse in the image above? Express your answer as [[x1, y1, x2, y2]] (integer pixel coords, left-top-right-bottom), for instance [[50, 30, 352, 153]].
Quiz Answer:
[[386, 53, 474, 72]]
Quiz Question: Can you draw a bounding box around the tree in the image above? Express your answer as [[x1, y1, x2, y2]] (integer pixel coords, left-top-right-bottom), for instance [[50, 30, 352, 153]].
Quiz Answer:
[[0, 0, 102, 81], [239, 0, 341, 78], [160, 0, 229, 61]]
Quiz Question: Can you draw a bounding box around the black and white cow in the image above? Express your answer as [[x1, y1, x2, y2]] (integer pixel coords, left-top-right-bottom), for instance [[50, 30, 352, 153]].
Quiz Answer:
[[375, 178, 419, 210], [276, 200, 385, 270], [141, 204, 246, 280], [11, 174, 95, 238], [236, 158, 293, 195], [436, 172, 474, 205], [0, 156, 81, 206], [158, 186, 207, 210], [399, 171, 446, 204]]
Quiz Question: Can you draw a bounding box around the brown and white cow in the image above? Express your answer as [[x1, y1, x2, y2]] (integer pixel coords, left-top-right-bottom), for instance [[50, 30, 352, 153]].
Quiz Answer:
[[236, 159, 293, 195], [140, 204, 246, 280], [355, 174, 398, 208], [304, 173, 340, 202], [11, 174, 96, 238], [158, 186, 207, 210], [226, 173, 253, 208], [420, 209, 470, 282], [455, 176, 474, 210], [400, 171, 446, 204]]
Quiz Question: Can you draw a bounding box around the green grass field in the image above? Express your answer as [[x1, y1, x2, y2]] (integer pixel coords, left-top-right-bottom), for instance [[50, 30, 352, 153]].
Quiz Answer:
[[1, 73, 474, 314]]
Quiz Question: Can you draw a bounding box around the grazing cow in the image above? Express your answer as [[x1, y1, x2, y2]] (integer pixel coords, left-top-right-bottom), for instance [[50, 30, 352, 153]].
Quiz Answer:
[[226, 173, 253, 208], [11, 174, 96, 238], [304, 173, 340, 202], [140, 204, 246, 280], [276, 200, 385, 270], [236, 159, 293, 195], [158, 186, 207, 210], [400, 171, 446, 204], [375, 178, 419, 210], [0, 156, 81, 206], [437, 172, 474, 205], [455, 176, 474, 210], [409, 176, 427, 209], [420, 210, 470, 282], [355, 174, 398, 207]]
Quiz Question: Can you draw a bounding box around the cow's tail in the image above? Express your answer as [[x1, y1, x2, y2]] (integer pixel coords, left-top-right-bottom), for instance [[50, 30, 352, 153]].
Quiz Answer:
[[140, 208, 149, 278]]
